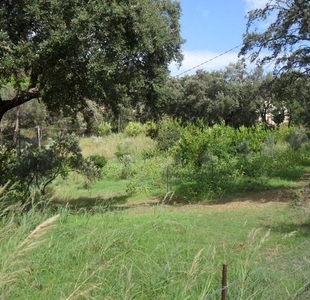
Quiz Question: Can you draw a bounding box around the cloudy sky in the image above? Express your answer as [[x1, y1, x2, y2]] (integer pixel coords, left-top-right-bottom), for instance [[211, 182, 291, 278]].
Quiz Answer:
[[169, 0, 270, 76]]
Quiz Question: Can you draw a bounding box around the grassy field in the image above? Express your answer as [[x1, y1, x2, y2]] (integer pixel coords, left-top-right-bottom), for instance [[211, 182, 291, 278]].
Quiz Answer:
[[52, 133, 306, 206], [2, 133, 310, 299], [1, 201, 310, 299]]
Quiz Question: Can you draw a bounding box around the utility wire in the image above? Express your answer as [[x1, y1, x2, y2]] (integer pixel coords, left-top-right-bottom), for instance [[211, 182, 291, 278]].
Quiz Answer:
[[175, 43, 244, 77]]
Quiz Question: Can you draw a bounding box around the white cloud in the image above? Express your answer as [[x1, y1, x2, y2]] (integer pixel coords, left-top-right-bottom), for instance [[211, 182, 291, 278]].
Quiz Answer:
[[169, 49, 240, 77]]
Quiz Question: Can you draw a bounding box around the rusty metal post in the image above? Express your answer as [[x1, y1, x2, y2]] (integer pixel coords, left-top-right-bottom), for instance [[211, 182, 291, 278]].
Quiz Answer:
[[221, 264, 228, 300]]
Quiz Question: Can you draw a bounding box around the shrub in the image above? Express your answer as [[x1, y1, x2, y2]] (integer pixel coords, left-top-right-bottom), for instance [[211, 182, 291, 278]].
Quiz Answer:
[[94, 122, 112, 136], [156, 118, 182, 151], [120, 155, 134, 179], [13, 133, 101, 196], [145, 121, 158, 139], [285, 129, 309, 151], [87, 155, 107, 169], [115, 141, 131, 161], [123, 122, 144, 137]]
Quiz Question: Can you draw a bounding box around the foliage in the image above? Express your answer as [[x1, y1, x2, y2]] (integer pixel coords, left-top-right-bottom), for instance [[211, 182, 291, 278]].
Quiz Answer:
[[285, 130, 309, 151], [240, 0, 310, 75], [155, 118, 182, 151], [0, 96, 48, 131], [0, 0, 184, 121], [123, 122, 144, 137], [161, 64, 280, 128], [0, 145, 29, 205], [145, 121, 159, 139], [120, 155, 134, 179], [87, 155, 107, 170], [94, 122, 112, 137], [171, 123, 306, 200], [13, 133, 101, 196], [115, 140, 131, 162]]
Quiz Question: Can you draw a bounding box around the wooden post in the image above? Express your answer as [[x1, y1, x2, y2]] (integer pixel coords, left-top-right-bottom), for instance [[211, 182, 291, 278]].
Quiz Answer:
[[13, 106, 21, 153], [36, 125, 41, 148], [221, 264, 228, 300]]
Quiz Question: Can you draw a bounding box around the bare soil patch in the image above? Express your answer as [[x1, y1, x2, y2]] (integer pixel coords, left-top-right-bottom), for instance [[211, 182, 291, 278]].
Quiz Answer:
[[115, 188, 297, 214]]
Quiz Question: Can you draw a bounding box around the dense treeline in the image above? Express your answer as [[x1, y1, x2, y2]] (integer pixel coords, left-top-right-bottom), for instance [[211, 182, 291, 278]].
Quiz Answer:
[[2, 62, 310, 137]]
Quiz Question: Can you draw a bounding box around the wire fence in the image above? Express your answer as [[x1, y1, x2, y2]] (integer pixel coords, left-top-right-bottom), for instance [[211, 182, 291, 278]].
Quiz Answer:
[[202, 238, 310, 299], [0, 125, 84, 147]]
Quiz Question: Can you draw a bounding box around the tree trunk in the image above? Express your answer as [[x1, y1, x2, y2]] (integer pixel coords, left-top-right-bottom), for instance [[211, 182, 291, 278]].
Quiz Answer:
[[0, 87, 40, 123]]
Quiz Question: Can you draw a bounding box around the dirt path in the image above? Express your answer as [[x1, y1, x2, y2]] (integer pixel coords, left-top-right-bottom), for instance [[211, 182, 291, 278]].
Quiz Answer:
[[115, 188, 297, 214]]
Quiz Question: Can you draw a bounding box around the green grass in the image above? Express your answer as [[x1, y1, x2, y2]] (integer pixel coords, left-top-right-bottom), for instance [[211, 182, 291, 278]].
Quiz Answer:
[[7, 132, 308, 298], [1, 203, 310, 299], [49, 133, 310, 207]]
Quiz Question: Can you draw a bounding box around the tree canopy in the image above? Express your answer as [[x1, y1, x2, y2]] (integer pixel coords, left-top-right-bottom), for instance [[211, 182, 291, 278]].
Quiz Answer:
[[0, 0, 184, 121], [240, 0, 310, 75]]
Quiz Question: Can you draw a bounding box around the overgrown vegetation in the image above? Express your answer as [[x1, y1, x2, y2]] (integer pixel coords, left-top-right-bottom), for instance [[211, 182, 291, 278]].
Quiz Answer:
[[1, 0, 310, 297], [1, 199, 310, 299]]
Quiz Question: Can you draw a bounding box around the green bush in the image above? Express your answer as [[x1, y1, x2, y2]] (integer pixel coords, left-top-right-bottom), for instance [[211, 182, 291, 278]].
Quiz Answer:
[[285, 129, 309, 151], [123, 122, 144, 137], [156, 118, 182, 151], [115, 141, 131, 161], [145, 121, 158, 139], [0, 146, 30, 208], [120, 155, 134, 179], [87, 155, 107, 169], [170, 123, 306, 201], [94, 122, 112, 136]]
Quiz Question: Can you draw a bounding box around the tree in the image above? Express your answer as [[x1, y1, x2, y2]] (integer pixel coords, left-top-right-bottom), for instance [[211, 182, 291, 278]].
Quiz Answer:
[[240, 0, 310, 75], [0, 0, 183, 121], [271, 72, 310, 126], [163, 64, 268, 128], [13, 133, 102, 196]]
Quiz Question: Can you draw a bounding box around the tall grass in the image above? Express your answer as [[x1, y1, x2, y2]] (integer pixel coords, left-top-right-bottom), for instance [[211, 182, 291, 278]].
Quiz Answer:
[[0, 210, 59, 298], [1, 202, 310, 299], [79, 134, 156, 160]]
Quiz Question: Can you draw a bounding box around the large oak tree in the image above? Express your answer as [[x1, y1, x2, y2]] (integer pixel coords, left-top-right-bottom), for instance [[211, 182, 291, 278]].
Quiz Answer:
[[240, 0, 310, 75], [0, 0, 183, 121]]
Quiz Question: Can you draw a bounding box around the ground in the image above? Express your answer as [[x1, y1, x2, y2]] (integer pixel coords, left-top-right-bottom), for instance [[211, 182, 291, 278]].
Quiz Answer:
[[114, 188, 299, 214]]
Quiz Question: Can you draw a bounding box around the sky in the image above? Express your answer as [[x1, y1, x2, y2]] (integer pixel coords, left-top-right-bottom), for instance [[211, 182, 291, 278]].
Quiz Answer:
[[169, 0, 269, 77]]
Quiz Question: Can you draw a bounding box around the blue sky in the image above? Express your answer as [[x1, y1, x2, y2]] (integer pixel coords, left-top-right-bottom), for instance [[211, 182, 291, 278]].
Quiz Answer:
[[169, 0, 269, 76]]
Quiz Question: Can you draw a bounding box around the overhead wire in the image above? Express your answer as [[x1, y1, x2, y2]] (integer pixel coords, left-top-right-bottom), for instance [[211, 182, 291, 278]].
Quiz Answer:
[[175, 43, 244, 77]]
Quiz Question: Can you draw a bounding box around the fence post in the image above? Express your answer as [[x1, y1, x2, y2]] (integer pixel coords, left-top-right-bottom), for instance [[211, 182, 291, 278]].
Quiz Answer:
[[36, 125, 41, 148], [221, 264, 228, 300]]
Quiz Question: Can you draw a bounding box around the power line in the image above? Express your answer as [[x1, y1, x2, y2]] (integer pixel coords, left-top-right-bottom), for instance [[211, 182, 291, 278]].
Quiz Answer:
[[175, 44, 244, 77]]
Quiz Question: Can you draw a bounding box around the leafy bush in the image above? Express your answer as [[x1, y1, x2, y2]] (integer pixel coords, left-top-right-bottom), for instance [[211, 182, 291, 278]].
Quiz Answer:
[[115, 141, 131, 161], [123, 122, 144, 137], [145, 121, 158, 139], [94, 122, 112, 136], [120, 155, 134, 179], [141, 148, 160, 160], [0, 146, 29, 207], [170, 123, 307, 201], [13, 133, 101, 196], [87, 155, 107, 170], [285, 129, 309, 151], [156, 118, 182, 151]]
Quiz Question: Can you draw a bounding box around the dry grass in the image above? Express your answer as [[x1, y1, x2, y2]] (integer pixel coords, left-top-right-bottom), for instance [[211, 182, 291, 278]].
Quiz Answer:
[[79, 134, 156, 159]]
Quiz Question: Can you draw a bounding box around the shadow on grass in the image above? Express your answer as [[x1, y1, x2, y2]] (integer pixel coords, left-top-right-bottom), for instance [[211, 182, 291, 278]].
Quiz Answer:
[[271, 167, 307, 182], [51, 193, 131, 212], [264, 218, 310, 238], [169, 175, 304, 205]]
